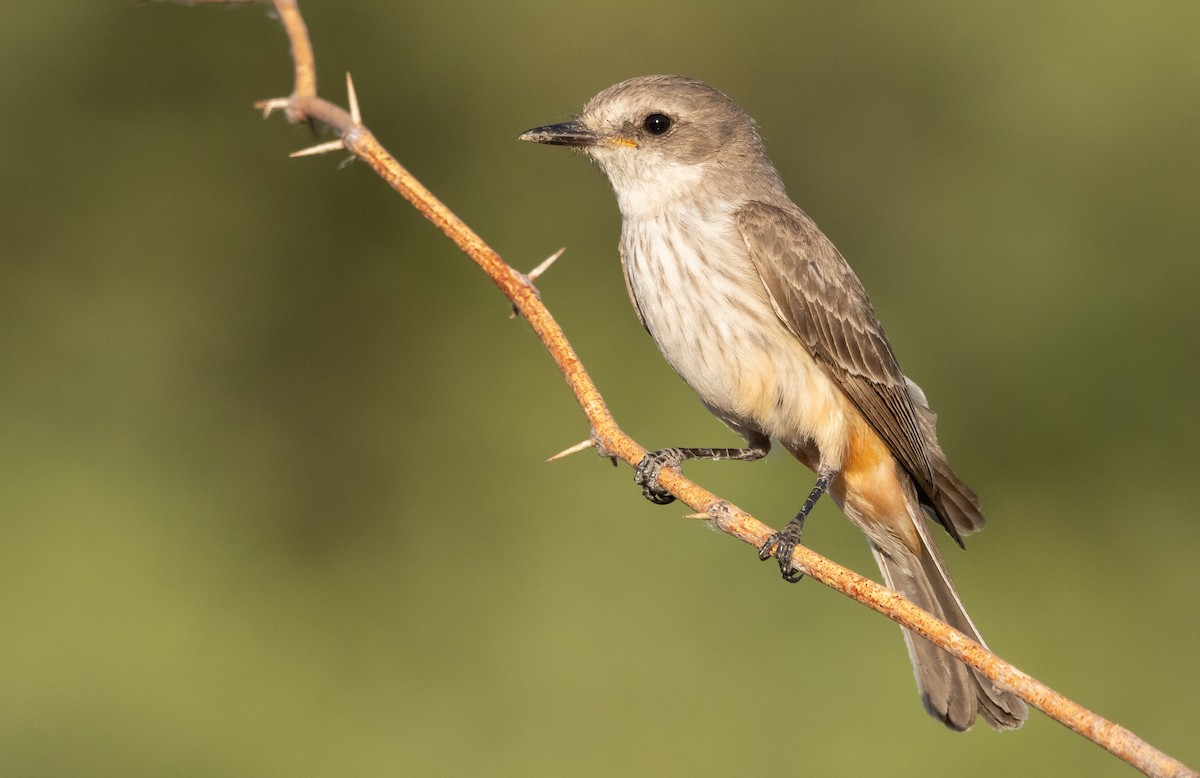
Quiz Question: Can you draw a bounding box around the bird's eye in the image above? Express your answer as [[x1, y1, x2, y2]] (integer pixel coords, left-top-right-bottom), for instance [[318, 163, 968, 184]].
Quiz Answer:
[[643, 113, 672, 135]]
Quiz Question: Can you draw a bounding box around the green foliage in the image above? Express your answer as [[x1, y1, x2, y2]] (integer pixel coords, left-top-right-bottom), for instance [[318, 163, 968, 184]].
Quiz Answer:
[[0, 1, 1196, 774]]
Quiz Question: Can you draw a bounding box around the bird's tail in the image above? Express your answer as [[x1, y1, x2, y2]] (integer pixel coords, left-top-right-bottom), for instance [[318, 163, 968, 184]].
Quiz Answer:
[[869, 515, 1027, 731]]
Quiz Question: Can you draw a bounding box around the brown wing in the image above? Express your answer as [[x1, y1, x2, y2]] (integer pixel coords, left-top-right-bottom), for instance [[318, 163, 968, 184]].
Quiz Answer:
[[735, 200, 939, 503]]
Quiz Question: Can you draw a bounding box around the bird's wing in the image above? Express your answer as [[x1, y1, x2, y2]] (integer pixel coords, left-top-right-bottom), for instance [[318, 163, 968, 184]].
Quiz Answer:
[[735, 200, 938, 500]]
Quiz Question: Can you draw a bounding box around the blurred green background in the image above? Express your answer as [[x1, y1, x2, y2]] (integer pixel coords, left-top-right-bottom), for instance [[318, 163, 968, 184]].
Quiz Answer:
[[2, 1, 1197, 775]]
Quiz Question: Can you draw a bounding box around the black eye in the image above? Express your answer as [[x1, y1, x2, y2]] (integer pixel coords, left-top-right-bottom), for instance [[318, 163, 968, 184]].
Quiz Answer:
[[643, 113, 672, 135]]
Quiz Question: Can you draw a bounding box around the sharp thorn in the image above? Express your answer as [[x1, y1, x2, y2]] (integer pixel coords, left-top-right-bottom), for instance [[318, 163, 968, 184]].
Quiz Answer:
[[546, 438, 594, 462], [682, 512, 712, 520], [289, 139, 347, 158], [528, 247, 566, 281], [345, 72, 362, 127], [509, 248, 564, 319]]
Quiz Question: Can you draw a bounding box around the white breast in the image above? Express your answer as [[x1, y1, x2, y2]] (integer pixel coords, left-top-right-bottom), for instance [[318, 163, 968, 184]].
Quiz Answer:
[[620, 206, 852, 465]]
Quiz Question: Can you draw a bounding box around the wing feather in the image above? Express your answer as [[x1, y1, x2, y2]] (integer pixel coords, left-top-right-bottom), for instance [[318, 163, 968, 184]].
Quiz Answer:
[[735, 200, 938, 500]]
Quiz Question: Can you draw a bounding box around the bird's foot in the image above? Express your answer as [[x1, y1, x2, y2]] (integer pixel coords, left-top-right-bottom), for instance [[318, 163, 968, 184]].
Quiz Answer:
[[634, 448, 686, 505], [758, 469, 835, 583], [758, 515, 807, 583], [635, 444, 771, 505]]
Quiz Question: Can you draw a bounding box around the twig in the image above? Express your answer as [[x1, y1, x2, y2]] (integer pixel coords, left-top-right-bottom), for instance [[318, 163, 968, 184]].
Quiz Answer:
[[154, 2, 1196, 776]]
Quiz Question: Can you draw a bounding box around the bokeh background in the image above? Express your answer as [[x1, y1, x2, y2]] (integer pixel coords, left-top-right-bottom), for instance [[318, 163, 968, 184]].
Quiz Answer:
[[2, 1, 1197, 775]]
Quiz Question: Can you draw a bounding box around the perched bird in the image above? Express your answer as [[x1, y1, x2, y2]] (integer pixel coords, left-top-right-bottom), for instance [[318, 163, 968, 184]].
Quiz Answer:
[[521, 75, 1026, 731]]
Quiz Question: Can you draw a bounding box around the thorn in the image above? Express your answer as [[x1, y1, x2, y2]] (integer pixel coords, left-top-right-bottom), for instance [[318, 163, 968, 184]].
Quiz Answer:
[[345, 72, 362, 127], [289, 139, 346, 158], [509, 248, 565, 319], [546, 438, 594, 462], [682, 512, 713, 520], [256, 97, 291, 119], [528, 247, 566, 281]]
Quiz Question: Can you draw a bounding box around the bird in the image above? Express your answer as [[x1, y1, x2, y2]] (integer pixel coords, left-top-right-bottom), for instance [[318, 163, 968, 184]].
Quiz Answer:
[[520, 75, 1026, 731]]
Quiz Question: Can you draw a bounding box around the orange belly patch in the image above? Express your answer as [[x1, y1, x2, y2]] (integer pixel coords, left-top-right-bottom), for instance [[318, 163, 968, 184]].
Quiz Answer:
[[836, 420, 921, 554]]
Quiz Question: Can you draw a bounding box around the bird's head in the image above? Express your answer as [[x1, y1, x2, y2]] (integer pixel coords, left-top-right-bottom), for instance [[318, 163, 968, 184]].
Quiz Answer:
[[521, 75, 784, 216]]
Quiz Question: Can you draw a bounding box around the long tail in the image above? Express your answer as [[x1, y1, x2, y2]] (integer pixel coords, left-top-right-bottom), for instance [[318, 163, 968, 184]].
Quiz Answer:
[[869, 515, 1027, 731]]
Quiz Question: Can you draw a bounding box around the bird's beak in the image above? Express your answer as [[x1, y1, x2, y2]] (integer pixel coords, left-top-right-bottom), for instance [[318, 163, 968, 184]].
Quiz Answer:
[[519, 120, 601, 148]]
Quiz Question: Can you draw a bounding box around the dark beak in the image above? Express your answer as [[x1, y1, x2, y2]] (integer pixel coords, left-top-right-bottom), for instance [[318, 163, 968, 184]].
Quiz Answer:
[[519, 120, 600, 147]]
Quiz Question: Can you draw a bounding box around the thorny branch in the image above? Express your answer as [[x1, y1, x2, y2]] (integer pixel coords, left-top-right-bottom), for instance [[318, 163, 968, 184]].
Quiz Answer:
[[153, 2, 1195, 776]]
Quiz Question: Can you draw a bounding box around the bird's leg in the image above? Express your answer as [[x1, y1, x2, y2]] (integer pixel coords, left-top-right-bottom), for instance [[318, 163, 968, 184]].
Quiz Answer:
[[759, 466, 837, 583], [635, 442, 769, 505]]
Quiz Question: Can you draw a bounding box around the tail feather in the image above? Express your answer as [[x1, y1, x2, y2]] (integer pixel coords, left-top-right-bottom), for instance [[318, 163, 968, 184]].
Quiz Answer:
[[905, 376, 986, 538], [930, 457, 985, 537], [870, 518, 1027, 731]]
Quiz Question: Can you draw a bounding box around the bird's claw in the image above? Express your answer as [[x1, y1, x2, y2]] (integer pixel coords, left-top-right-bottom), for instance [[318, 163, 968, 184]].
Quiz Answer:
[[634, 449, 684, 505], [759, 525, 805, 583]]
